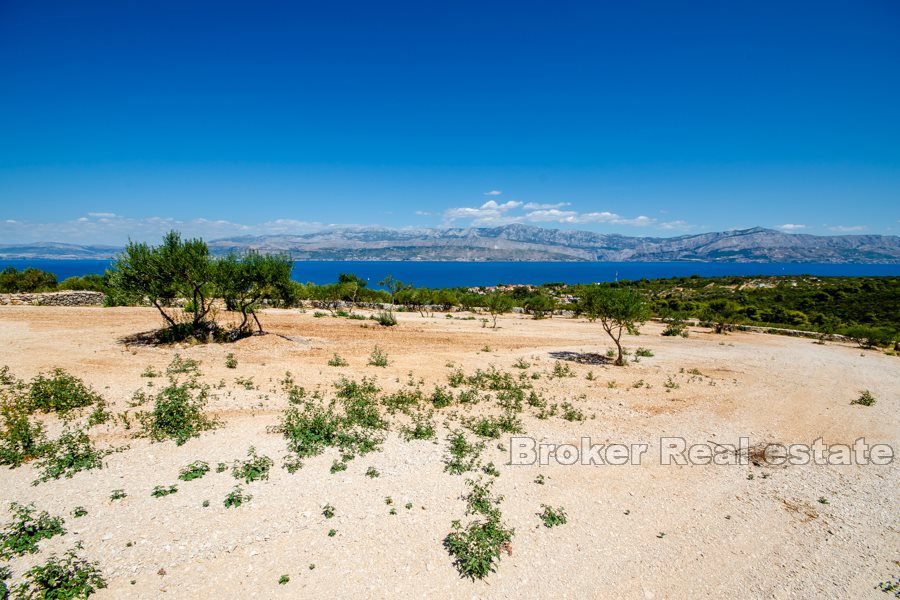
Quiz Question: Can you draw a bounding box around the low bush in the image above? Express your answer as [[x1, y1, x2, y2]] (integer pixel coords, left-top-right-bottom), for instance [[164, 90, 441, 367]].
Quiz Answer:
[[28, 369, 102, 414], [35, 427, 108, 483], [0, 502, 65, 559], [232, 447, 273, 483], [12, 542, 106, 598]]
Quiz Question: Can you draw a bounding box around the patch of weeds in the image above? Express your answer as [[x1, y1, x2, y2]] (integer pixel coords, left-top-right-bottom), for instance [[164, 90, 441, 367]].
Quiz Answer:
[[0, 400, 47, 467], [232, 447, 273, 483], [330, 460, 347, 474], [481, 345, 492, 353], [466, 412, 523, 439], [278, 575, 290, 585], [235, 376, 255, 390], [401, 412, 436, 441], [225, 353, 238, 369], [71, 506, 87, 518], [818, 496, 830, 505], [538, 504, 567, 528], [585, 371, 595, 381], [512, 358, 530, 369], [447, 369, 466, 387], [375, 311, 397, 327], [137, 374, 218, 446], [215, 461, 228, 473], [444, 430, 484, 475], [559, 402, 585, 422], [12, 542, 106, 599], [632, 379, 645, 389], [482, 462, 500, 477], [550, 361, 573, 379], [430, 386, 454, 409], [327, 528, 336, 537], [444, 517, 514, 580], [852, 390, 877, 406], [141, 365, 160, 378], [327, 353, 349, 367], [87, 400, 112, 427], [202, 500, 210, 507], [34, 427, 109, 483], [109, 489, 126, 501], [368, 346, 389, 367], [664, 376, 680, 390], [322, 503, 335, 519], [382, 388, 423, 415], [635, 347, 654, 357], [151, 484, 178, 498], [28, 369, 101, 414], [464, 478, 503, 519], [876, 576, 900, 597], [0, 502, 66, 559], [166, 354, 200, 376], [534, 474, 545, 485], [224, 485, 251, 508], [365, 466, 380, 478], [178, 460, 210, 481]]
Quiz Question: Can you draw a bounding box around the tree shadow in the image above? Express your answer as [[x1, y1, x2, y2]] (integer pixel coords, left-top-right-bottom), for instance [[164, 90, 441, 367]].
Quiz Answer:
[[548, 351, 611, 365]]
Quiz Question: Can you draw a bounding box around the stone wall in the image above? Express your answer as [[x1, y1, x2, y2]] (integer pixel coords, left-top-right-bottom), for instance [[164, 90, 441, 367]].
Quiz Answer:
[[0, 291, 106, 306]]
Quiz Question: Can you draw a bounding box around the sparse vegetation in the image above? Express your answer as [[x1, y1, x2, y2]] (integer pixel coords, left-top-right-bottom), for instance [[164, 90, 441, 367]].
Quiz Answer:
[[12, 542, 106, 598], [178, 460, 210, 481], [852, 390, 877, 406], [232, 447, 273, 483], [538, 504, 568, 528], [0, 503, 66, 559], [368, 346, 389, 367]]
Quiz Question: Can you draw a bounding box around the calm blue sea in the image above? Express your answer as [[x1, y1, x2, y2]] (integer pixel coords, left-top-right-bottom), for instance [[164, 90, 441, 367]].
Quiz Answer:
[[1, 259, 898, 288]]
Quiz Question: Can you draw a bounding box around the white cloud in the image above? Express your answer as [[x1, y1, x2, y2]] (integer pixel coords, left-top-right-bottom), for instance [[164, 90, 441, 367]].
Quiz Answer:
[[523, 202, 571, 210], [483, 190, 502, 196], [828, 225, 866, 233], [659, 220, 692, 230], [778, 223, 806, 231]]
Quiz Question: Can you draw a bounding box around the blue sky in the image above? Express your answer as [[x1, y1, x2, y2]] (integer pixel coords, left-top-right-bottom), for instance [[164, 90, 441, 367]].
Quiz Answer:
[[1, 0, 898, 244]]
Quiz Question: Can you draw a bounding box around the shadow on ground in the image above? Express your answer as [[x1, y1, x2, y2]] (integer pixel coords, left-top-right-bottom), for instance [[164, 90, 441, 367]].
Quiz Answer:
[[548, 351, 611, 365]]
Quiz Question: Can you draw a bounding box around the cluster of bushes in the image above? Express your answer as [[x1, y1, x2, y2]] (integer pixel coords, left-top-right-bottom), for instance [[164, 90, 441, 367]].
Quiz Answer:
[[0, 266, 109, 295]]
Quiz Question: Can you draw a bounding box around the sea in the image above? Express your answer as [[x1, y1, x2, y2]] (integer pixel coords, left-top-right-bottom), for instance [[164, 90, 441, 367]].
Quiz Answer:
[[1, 259, 898, 289]]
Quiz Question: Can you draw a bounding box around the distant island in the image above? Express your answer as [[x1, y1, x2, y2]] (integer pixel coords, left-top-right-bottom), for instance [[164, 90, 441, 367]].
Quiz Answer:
[[2, 225, 899, 263]]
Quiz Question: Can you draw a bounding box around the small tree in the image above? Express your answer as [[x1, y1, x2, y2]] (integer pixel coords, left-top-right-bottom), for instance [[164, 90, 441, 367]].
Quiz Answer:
[[704, 299, 741, 334], [217, 252, 293, 334], [485, 293, 513, 329], [378, 274, 410, 306], [579, 286, 649, 366], [110, 231, 215, 333]]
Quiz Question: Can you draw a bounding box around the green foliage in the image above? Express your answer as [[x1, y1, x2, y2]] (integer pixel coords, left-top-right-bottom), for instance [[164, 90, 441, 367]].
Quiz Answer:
[[444, 430, 484, 475], [375, 311, 398, 327], [13, 542, 106, 599], [578, 286, 649, 366], [539, 504, 568, 527], [224, 353, 238, 369], [71, 507, 87, 518], [368, 346, 389, 367], [635, 347, 654, 357], [485, 293, 513, 328], [0, 267, 58, 293], [217, 251, 294, 332], [34, 427, 108, 483], [430, 386, 454, 409], [852, 390, 877, 406], [224, 486, 251, 508], [0, 398, 46, 467], [232, 447, 273, 483], [109, 489, 126, 501], [279, 575, 290, 585], [178, 460, 210, 481], [401, 412, 436, 441], [444, 516, 514, 580], [327, 353, 349, 367], [137, 367, 217, 446], [151, 484, 178, 497], [28, 369, 102, 414], [0, 503, 66, 559]]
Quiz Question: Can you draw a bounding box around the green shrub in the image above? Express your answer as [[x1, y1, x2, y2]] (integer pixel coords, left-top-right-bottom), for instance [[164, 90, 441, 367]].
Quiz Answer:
[[224, 353, 238, 369], [635, 347, 654, 357], [28, 369, 101, 414], [444, 431, 484, 475], [444, 517, 514, 580], [232, 447, 273, 483], [0, 502, 65, 559], [0, 400, 46, 467], [327, 353, 349, 367], [178, 460, 210, 481], [401, 412, 436, 441], [538, 504, 568, 527], [35, 427, 108, 483], [151, 484, 178, 497], [430, 386, 454, 409], [224, 485, 250, 508], [368, 346, 389, 367], [375, 311, 397, 327], [13, 542, 106, 599], [166, 354, 201, 376], [852, 390, 877, 406], [137, 376, 217, 446], [109, 489, 126, 501]]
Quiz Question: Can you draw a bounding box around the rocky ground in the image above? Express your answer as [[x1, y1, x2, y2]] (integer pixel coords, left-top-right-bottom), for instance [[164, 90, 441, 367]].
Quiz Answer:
[[0, 305, 897, 599]]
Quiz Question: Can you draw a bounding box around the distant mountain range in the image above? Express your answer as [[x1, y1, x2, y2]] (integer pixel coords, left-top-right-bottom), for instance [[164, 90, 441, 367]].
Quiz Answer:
[[2, 226, 899, 263]]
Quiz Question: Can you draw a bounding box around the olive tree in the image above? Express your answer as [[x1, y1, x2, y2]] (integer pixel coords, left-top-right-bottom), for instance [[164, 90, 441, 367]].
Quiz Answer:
[[217, 251, 293, 333], [579, 286, 650, 366], [485, 292, 513, 329], [110, 231, 215, 332]]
